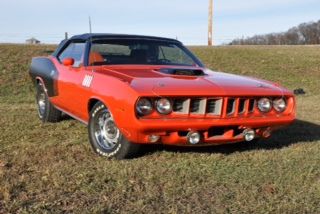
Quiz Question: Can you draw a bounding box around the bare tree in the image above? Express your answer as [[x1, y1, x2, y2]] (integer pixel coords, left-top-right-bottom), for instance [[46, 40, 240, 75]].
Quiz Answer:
[[229, 20, 320, 45]]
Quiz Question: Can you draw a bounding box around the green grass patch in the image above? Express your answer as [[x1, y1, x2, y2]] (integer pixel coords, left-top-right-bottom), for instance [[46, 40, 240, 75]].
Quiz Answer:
[[0, 45, 319, 213]]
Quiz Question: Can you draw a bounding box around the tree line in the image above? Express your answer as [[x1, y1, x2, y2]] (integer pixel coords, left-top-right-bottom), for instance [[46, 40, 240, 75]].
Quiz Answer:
[[229, 20, 320, 45]]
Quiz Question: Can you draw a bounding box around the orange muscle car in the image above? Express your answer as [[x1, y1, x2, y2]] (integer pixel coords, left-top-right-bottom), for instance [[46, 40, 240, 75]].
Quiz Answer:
[[29, 34, 295, 159]]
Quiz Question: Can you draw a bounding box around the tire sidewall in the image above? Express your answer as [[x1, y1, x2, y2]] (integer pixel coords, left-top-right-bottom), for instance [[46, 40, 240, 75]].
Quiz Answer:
[[88, 102, 123, 158], [36, 83, 48, 122]]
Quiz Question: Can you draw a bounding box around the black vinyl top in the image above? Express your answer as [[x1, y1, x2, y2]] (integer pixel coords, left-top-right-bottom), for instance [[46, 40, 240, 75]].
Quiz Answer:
[[51, 33, 204, 67], [52, 33, 182, 57], [69, 33, 180, 43]]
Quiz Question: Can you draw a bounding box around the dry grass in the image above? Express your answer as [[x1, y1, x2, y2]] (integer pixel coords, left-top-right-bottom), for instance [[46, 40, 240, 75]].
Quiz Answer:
[[0, 45, 319, 213]]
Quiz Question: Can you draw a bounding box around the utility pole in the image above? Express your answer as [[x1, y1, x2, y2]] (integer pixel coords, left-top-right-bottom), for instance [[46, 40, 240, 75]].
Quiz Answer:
[[89, 16, 92, 33], [208, 0, 213, 46], [65, 32, 68, 40]]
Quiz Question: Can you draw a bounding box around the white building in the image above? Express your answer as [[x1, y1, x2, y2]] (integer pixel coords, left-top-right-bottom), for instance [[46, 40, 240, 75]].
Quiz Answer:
[[26, 37, 40, 44]]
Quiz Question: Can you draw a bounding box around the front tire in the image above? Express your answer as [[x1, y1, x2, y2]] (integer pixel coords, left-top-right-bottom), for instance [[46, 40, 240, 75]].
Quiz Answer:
[[36, 82, 61, 123], [88, 102, 140, 159]]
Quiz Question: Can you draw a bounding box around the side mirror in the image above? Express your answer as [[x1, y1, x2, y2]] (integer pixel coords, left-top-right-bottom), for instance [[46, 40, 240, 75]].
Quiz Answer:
[[62, 58, 75, 66]]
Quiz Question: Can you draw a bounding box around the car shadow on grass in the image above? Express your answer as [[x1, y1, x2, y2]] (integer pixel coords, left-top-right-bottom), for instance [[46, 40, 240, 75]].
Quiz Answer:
[[141, 119, 320, 156]]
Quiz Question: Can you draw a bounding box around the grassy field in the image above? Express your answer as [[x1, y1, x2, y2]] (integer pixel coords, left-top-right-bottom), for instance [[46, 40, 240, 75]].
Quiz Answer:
[[0, 44, 319, 213]]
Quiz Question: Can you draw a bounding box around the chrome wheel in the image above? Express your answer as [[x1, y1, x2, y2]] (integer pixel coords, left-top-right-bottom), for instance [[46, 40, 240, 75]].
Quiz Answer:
[[37, 86, 46, 117], [89, 102, 140, 159], [93, 109, 120, 150]]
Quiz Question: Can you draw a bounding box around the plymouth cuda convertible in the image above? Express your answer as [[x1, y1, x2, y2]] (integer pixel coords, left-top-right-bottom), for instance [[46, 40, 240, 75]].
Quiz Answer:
[[30, 34, 295, 159]]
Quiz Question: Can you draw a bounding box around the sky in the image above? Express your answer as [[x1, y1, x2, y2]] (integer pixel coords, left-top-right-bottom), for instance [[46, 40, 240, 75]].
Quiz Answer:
[[0, 0, 319, 45]]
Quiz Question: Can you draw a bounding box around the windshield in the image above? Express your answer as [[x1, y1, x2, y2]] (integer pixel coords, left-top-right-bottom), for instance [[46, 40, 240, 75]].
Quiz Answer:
[[88, 39, 200, 66]]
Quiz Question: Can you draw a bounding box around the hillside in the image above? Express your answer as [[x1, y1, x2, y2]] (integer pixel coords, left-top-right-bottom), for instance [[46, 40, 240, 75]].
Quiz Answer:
[[230, 20, 320, 45], [0, 45, 319, 213]]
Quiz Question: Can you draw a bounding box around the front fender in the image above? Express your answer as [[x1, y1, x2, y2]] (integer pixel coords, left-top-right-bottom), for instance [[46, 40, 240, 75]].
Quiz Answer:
[[30, 57, 59, 97], [88, 74, 140, 135]]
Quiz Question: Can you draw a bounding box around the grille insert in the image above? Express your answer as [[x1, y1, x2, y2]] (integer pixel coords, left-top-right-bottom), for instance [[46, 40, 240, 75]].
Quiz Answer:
[[190, 99, 201, 113], [248, 99, 255, 112], [227, 99, 236, 115], [238, 99, 246, 114], [173, 99, 184, 112], [171, 97, 259, 117]]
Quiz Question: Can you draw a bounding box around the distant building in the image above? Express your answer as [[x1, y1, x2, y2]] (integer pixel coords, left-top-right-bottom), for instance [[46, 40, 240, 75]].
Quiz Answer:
[[26, 37, 40, 44]]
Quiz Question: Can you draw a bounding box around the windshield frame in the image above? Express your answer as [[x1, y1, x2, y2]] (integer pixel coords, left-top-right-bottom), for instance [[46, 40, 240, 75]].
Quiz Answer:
[[84, 38, 204, 67]]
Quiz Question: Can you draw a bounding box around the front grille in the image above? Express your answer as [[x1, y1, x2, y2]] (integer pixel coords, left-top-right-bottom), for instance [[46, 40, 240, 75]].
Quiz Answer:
[[206, 99, 222, 115], [226, 99, 236, 115], [248, 99, 255, 112], [173, 99, 184, 112], [238, 99, 246, 114], [172, 97, 257, 118], [190, 99, 201, 113]]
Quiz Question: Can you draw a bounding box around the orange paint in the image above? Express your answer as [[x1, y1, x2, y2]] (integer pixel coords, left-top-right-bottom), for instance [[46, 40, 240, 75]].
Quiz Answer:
[[47, 59, 295, 145]]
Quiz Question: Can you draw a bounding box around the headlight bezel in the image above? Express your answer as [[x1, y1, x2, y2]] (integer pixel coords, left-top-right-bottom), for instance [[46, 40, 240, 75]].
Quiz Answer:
[[156, 98, 173, 115], [273, 98, 287, 112], [136, 98, 153, 116], [257, 97, 272, 113]]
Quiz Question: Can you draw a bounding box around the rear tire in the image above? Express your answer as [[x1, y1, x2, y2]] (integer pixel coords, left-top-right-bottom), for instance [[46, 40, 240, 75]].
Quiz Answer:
[[36, 82, 61, 123], [88, 102, 140, 159]]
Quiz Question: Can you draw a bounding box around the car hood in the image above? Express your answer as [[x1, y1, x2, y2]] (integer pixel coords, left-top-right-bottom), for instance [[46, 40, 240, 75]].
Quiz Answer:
[[98, 65, 292, 97]]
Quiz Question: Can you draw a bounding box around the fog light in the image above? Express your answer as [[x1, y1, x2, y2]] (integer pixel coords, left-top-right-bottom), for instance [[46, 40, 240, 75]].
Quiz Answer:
[[148, 135, 160, 143], [187, 131, 201, 145], [243, 129, 255, 141]]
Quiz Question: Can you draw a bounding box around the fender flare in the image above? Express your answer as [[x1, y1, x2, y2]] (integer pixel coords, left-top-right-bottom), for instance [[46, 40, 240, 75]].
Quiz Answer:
[[29, 57, 59, 97]]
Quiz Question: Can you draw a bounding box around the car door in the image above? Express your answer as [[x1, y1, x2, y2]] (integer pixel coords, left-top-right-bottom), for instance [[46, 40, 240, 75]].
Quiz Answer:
[[55, 42, 89, 119]]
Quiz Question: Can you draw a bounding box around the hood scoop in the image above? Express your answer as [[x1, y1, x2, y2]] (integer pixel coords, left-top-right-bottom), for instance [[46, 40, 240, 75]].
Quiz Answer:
[[156, 68, 206, 76]]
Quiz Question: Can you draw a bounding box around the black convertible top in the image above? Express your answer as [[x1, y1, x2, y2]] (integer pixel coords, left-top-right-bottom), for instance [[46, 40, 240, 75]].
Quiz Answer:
[[52, 33, 181, 57], [69, 33, 180, 43]]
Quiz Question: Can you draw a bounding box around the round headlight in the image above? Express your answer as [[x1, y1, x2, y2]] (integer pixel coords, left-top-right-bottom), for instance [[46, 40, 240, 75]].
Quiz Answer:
[[273, 98, 286, 112], [156, 98, 172, 114], [257, 98, 272, 112], [136, 98, 153, 116]]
